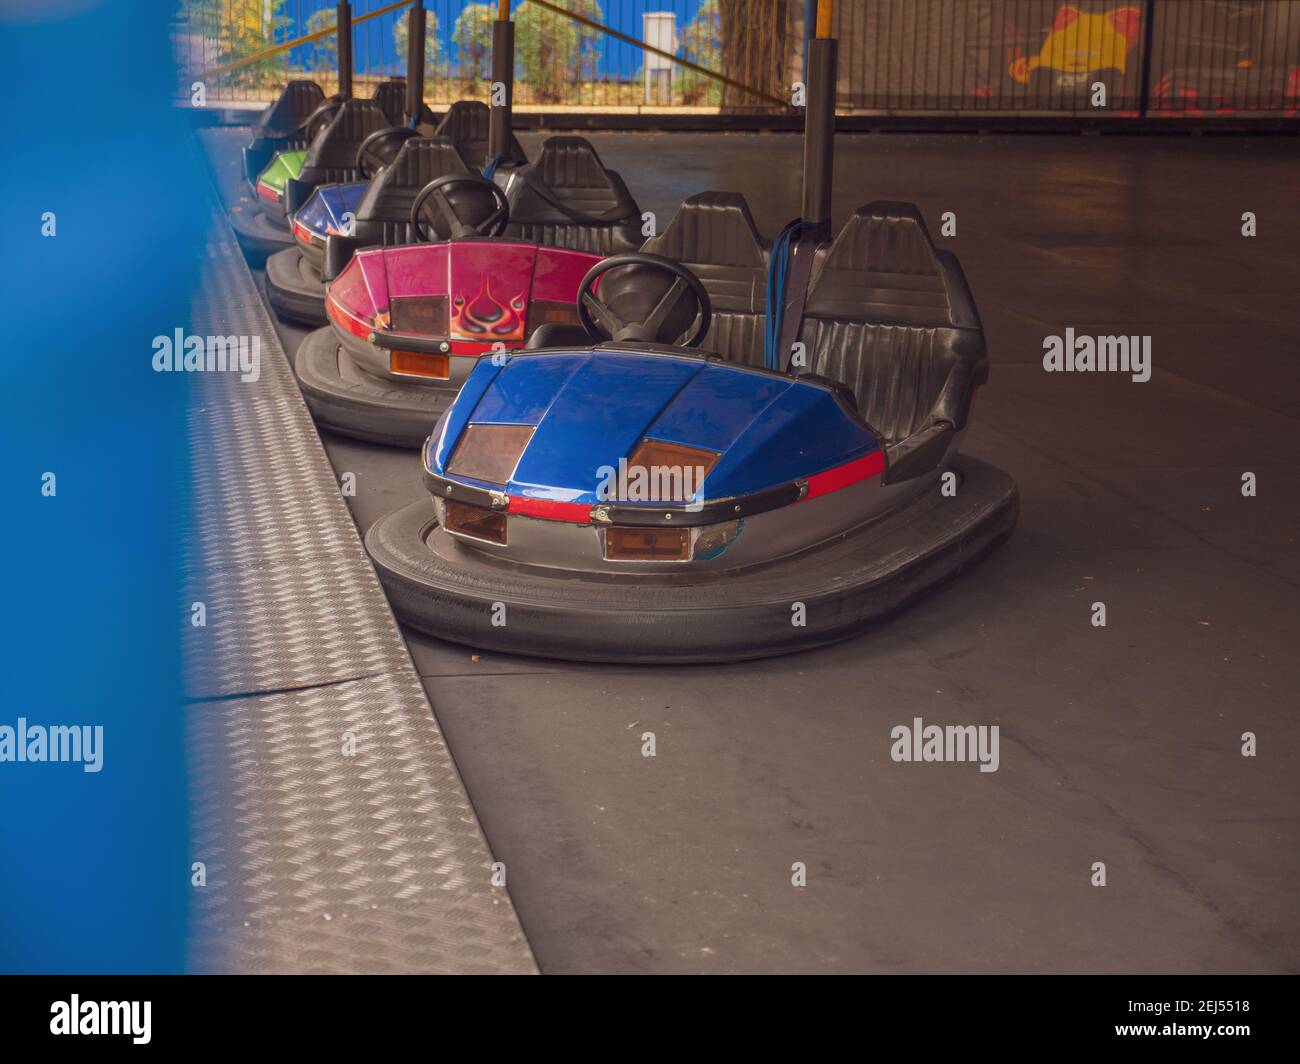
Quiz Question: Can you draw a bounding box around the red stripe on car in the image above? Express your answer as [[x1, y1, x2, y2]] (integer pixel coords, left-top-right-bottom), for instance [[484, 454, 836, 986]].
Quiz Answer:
[[507, 496, 593, 523], [802, 450, 886, 501], [505, 449, 884, 525]]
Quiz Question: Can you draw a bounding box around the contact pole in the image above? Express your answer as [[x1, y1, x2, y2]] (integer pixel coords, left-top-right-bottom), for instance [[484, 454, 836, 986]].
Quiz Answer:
[[488, 0, 515, 162], [405, 3, 426, 124], [801, 0, 836, 230], [337, 1, 353, 99]]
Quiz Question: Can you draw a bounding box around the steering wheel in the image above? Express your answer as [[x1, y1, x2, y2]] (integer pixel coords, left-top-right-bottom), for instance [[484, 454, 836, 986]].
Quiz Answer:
[[302, 96, 343, 141], [576, 253, 712, 347], [410, 174, 510, 241], [356, 126, 419, 179]]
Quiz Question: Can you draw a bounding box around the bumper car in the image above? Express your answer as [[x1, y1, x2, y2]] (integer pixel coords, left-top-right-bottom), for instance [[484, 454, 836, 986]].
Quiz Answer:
[[365, 200, 1019, 662], [244, 79, 410, 198], [266, 100, 527, 326], [360, 5, 1015, 662], [240, 79, 326, 200], [232, 79, 417, 261], [295, 136, 644, 445]]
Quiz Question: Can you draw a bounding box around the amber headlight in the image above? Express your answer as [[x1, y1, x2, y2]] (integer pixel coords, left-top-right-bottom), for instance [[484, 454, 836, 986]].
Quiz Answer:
[[604, 526, 690, 561], [620, 439, 721, 503], [391, 350, 450, 379], [446, 424, 534, 485], [443, 499, 507, 544]]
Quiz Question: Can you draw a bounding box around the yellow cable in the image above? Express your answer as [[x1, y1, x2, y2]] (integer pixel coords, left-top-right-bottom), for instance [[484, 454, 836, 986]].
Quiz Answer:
[[199, 0, 413, 80]]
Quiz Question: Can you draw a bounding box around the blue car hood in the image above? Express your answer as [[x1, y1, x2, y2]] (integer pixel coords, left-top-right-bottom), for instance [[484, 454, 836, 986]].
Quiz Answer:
[[428, 349, 881, 504], [295, 181, 367, 237]]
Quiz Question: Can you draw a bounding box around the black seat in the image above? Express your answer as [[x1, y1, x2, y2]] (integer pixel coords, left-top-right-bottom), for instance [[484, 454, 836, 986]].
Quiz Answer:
[[504, 137, 642, 255], [641, 191, 769, 367], [526, 322, 591, 349], [796, 203, 987, 477], [433, 101, 525, 170], [371, 80, 408, 127], [369, 79, 439, 130], [297, 99, 393, 188], [245, 80, 327, 183], [255, 80, 325, 139], [352, 136, 472, 246]]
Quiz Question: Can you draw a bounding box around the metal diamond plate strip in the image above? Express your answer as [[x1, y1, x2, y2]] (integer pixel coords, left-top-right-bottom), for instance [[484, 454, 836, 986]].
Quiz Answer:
[[184, 178, 536, 974]]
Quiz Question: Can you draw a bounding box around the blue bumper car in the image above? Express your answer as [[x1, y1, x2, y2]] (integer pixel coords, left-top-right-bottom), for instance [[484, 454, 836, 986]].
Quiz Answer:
[[364, 201, 1018, 662]]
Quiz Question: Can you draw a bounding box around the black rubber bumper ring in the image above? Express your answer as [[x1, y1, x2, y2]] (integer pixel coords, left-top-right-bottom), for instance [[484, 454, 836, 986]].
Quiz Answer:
[[266, 247, 328, 326], [364, 456, 1020, 663], [294, 326, 452, 448]]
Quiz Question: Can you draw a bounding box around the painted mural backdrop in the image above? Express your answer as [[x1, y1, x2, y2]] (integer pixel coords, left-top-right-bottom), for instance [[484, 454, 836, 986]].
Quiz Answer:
[[176, 0, 1299, 114], [830, 0, 1300, 115]]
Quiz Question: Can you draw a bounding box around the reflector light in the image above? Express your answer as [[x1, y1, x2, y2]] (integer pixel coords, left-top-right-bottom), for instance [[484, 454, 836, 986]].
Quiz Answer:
[[604, 526, 691, 561], [528, 300, 580, 329], [540, 305, 577, 323], [443, 499, 507, 544], [621, 440, 721, 503], [391, 350, 450, 379], [391, 295, 450, 335], [446, 424, 534, 486], [326, 296, 372, 340]]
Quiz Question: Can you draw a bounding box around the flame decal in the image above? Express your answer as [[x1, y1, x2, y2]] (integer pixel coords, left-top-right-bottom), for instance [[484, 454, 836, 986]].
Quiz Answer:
[[450, 275, 527, 341]]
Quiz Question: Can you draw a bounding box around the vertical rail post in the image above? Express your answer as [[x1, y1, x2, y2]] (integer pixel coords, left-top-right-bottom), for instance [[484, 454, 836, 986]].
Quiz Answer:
[[337, 1, 354, 99], [489, 1, 515, 162], [802, 0, 836, 230], [1138, 0, 1158, 116], [405, 3, 426, 124]]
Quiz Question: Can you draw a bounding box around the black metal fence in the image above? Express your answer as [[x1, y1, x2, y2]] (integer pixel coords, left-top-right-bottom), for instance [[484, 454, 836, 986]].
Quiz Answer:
[[822, 0, 1300, 116], [174, 0, 752, 109], [175, 0, 1300, 117]]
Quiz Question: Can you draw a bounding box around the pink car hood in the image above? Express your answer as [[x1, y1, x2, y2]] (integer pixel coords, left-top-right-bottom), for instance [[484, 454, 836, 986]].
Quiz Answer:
[[328, 240, 600, 344]]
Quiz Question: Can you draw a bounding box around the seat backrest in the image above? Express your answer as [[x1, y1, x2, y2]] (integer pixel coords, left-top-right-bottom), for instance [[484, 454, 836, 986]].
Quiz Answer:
[[504, 137, 642, 255], [353, 136, 472, 246], [299, 99, 392, 187], [255, 80, 325, 138], [797, 202, 986, 444], [642, 191, 769, 367], [371, 80, 408, 126], [431, 101, 525, 169]]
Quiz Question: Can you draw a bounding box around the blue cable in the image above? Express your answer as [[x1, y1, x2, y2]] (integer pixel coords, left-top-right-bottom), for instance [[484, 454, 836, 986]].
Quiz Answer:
[[482, 155, 505, 180], [764, 218, 816, 371]]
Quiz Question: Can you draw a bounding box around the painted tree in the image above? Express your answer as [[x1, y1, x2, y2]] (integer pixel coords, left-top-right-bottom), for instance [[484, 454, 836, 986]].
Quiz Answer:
[[393, 8, 443, 79], [452, 2, 496, 82], [718, 0, 791, 108], [568, 0, 606, 84], [514, 0, 604, 103], [177, 0, 289, 90], [676, 0, 723, 105], [514, 1, 579, 102], [304, 7, 338, 73]]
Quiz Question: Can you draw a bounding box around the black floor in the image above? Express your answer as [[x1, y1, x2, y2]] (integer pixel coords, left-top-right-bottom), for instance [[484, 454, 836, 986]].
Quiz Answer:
[[206, 128, 1299, 973]]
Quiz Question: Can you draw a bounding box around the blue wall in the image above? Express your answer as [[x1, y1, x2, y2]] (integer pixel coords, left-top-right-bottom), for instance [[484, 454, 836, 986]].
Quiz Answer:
[[0, 0, 199, 973]]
